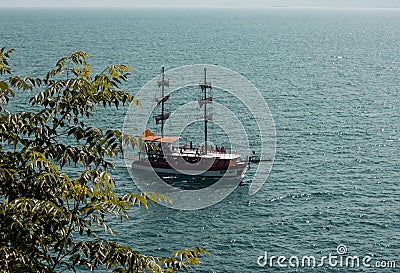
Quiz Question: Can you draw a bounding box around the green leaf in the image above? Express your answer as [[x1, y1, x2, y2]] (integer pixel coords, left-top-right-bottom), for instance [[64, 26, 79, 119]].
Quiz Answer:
[[0, 81, 9, 90]]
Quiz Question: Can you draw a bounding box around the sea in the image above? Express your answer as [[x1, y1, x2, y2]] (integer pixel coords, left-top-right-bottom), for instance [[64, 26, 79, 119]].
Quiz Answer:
[[1, 7, 399, 272]]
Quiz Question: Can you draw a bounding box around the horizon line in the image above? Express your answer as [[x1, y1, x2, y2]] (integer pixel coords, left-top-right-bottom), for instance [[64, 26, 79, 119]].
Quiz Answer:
[[1, 5, 400, 9]]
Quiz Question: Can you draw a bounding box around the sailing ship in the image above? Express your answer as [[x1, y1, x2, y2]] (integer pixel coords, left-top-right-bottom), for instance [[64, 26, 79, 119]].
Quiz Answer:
[[130, 67, 248, 178]]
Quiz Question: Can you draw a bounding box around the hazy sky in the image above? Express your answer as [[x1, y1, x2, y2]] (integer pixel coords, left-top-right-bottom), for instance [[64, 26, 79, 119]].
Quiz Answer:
[[0, 0, 399, 8]]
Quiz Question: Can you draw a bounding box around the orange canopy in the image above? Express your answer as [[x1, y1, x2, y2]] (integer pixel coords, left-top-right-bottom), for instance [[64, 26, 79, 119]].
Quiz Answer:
[[140, 129, 179, 143]]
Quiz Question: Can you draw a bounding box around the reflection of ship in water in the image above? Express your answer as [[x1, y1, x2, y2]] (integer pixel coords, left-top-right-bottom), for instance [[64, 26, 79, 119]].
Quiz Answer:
[[130, 67, 248, 178]]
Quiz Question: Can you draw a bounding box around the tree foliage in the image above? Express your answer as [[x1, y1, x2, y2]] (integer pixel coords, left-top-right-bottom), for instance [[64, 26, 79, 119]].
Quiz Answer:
[[0, 48, 208, 272]]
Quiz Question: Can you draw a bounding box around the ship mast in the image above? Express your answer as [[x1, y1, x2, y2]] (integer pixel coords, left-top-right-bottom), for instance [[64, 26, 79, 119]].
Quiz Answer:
[[155, 67, 170, 138], [161, 67, 165, 137], [199, 68, 212, 154]]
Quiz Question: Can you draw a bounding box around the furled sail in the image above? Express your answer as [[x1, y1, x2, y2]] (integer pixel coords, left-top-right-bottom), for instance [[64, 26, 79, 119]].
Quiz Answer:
[[154, 112, 170, 124], [157, 79, 169, 87], [155, 94, 170, 105], [199, 82, 212, 90], [198, 97, 213, 108]]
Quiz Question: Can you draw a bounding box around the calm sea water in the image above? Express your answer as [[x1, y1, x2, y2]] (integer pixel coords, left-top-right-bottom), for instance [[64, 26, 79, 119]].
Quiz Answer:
[[1, 7, 400, 272]]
